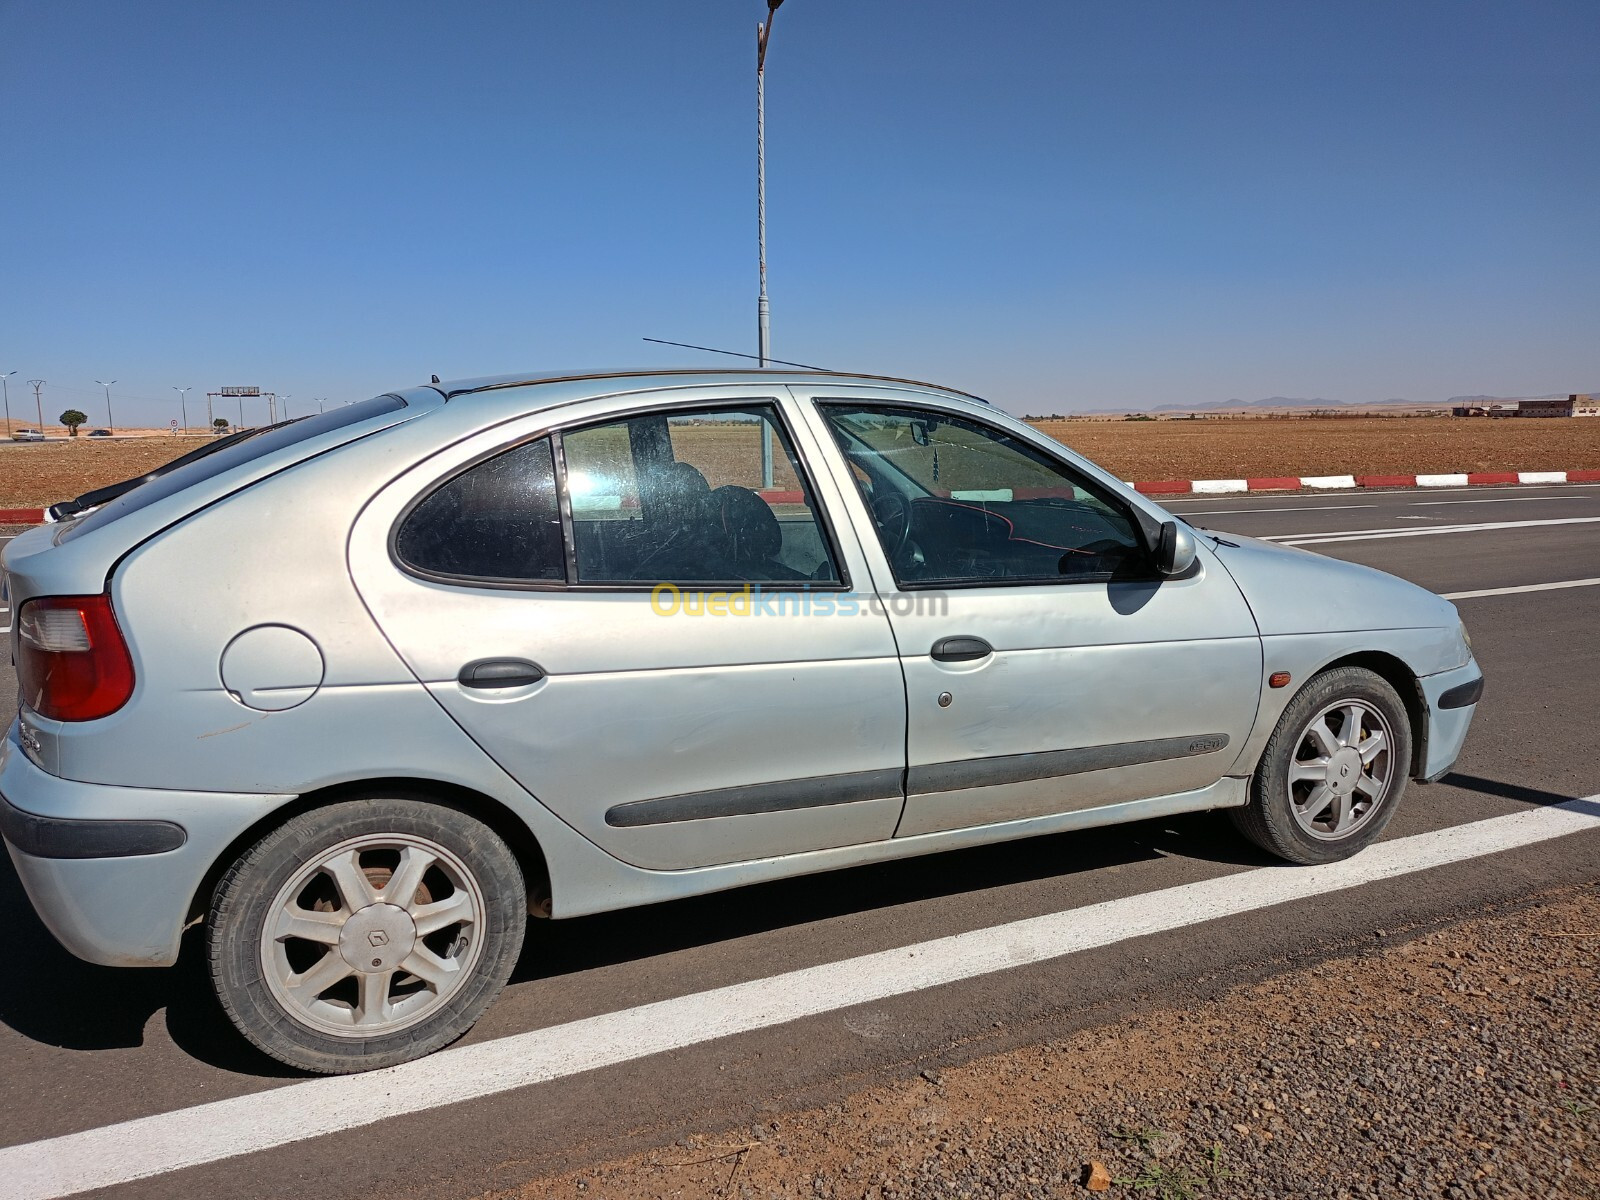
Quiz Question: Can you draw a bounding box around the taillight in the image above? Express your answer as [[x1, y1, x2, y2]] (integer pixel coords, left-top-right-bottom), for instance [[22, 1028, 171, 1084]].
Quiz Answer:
[[15, 594, 135, 721]]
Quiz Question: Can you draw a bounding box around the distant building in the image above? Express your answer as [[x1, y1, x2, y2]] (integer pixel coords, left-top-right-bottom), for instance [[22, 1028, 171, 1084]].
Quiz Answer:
[[1573, 394, 1599, 417], [1519, 397, 1574, 417]]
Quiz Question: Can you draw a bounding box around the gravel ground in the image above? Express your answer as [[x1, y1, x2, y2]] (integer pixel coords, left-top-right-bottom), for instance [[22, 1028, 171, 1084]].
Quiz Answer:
[[487, 885, 1599, 1200]]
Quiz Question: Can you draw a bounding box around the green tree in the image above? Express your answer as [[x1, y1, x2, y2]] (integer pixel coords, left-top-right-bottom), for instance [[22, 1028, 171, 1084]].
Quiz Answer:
[[59, 409, 88, 437], [213, 417, 230, 432]]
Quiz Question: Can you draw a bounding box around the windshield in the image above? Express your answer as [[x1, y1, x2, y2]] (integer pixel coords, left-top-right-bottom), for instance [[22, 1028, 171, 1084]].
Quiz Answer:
[[58, 394, 406, 541]]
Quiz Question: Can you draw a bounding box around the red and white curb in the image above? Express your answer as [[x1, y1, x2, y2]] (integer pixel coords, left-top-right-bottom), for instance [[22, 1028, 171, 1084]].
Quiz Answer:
[[1129, 469, 1600, 496]]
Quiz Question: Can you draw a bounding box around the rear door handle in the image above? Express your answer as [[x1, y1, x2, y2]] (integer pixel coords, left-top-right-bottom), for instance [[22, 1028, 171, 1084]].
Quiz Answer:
[[458, 658, 546, 688], [930, 636, 993, 663]]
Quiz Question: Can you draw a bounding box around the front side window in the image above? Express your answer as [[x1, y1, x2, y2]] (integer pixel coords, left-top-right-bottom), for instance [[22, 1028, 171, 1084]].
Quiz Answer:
[[396, 436, 565, 582], [818, 404, 1144, 586], [563, 403, 840, 585]]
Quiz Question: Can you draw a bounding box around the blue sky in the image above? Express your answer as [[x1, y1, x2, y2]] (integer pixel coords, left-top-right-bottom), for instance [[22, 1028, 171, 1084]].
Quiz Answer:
[[2, 0, 1596, 425]]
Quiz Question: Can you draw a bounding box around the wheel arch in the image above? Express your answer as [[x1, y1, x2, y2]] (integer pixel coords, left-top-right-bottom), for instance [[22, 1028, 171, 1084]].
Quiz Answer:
[[184, 777, 552, 930], [1314, 651, 1428, 779]]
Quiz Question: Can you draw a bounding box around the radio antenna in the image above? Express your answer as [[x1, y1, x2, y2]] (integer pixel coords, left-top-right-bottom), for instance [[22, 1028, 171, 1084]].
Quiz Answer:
[[642, 337, 830, 372]]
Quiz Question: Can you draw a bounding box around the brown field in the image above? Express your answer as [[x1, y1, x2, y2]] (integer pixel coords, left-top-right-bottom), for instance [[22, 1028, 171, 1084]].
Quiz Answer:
[[0, 436, 213, 508], [3, 417, 1599, 509], [1028, 416, 1600, 481]]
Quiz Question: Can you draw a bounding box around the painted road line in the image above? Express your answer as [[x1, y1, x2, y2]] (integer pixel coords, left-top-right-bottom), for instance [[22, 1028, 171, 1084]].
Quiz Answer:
[[3, 797, 1598, 1200], [1412, 495, 1597, 506], [1269, 516, 1600, 546], [1176, 504, 1379, 516], [1441, 578, 1600, 601]]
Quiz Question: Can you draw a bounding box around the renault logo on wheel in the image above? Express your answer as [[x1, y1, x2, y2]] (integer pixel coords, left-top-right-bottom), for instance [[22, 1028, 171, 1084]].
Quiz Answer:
[[367, 930, 390, 948]]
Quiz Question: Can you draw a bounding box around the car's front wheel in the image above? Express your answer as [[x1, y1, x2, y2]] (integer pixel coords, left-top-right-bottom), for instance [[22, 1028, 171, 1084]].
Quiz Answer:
[[207, 797, 525, 1074], [1232, 666, 1412, 864]]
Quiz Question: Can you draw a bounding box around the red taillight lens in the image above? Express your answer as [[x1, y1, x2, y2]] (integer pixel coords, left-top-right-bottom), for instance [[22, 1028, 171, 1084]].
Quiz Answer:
[[16, 594, 135, 721]]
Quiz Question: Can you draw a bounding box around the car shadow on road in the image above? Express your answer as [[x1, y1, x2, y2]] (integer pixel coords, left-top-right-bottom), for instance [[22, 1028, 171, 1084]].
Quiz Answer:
[[0, 808, 1270, 1077], [0, 857, 304, 1076], [509, 808, 1274, 986], [1441, 772, 1597, 812]]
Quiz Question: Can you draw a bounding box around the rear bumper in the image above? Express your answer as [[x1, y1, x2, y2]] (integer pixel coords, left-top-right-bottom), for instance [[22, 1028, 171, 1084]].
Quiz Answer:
[[1419, 659, 1483, 783], [0, 722, 293, 967]]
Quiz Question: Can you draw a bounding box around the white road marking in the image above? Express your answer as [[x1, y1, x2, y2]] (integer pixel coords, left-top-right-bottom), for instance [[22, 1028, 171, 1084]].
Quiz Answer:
[[3, 796, 1598, 1200], [1416, 473, 1470, 487], [1518, 471, 1568, 484], [1270, 516, 1600, 545], [1298, 474, 1357, 489], [1176, 503, 1378, 515], [1191, 479, 1248, 494], [1441, 578, 1600, 601], [1413, 495, 1594, 506]]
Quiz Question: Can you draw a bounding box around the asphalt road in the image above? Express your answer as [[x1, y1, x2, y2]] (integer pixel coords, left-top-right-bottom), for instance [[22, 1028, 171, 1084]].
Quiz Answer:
[[0, 484, 1597, 1200]]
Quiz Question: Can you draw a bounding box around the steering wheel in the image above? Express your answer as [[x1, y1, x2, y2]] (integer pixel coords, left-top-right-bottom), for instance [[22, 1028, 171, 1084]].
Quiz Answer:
[[870, 491, 913, 562]]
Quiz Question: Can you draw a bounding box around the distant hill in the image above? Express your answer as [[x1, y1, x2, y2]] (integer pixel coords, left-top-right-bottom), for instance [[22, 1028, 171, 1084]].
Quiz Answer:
[[1149, 396, 1346, 412], [1074, 389, 1599, 415]]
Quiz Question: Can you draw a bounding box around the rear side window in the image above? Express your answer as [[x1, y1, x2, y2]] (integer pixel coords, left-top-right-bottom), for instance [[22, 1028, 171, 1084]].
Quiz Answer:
[[60, 394, 407, 542], [395, 437, 565, 583]]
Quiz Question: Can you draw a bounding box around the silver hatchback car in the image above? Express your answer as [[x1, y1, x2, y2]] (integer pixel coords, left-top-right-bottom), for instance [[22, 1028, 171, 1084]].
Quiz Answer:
[[1, 370, 1482, 1073]]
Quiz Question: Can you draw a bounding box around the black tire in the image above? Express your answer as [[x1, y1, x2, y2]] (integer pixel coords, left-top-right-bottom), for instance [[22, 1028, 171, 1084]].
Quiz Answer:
[[207, 796, 525, 1074], [1231, 666, 1412, 865]]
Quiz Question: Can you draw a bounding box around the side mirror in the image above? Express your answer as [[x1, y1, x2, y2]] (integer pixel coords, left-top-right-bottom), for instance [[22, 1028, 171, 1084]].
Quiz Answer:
[[1146, 519, 1197, 577]]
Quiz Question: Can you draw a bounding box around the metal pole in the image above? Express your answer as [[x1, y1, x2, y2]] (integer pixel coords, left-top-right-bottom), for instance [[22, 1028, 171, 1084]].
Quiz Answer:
[[280, 394, 291, 422], [29, 380, 45, 434], [1, 372, 15, 436], [238, 395, 245, 429], [174, 387, 190, 431], [206, 392, 216, 431], [96, 379, 117, 434], [757, 2, 783, 489]]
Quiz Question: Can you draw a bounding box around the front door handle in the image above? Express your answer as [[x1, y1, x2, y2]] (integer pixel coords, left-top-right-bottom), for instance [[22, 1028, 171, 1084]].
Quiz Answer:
[[930, 636, 993, 663], [458, 658, 546, 689]]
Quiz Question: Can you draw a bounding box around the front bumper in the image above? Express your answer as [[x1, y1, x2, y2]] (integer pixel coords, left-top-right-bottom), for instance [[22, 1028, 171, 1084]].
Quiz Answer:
[[0, 722, 293, 967], [1419, 658, 1483, 783]]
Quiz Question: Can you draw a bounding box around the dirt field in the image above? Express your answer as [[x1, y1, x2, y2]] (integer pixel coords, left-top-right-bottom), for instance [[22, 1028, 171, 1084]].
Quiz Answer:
[[3, 418, 1600, 508], [0, 436, 214, 508], [1031, 416, 1600, 481], [487, 885, 1600, 1200]]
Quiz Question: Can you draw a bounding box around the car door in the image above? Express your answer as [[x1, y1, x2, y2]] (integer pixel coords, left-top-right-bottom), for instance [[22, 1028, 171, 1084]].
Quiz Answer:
[[348, 389, 907, 871], [794, 388, 1263, 838]]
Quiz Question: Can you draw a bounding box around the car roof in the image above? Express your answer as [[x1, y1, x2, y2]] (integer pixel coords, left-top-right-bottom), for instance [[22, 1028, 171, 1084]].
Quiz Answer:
[[429, 368, 990, 406]]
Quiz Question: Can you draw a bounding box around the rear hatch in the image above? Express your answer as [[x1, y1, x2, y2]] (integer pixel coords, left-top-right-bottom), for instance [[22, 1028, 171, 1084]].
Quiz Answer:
[[3, 392, 436, 742]]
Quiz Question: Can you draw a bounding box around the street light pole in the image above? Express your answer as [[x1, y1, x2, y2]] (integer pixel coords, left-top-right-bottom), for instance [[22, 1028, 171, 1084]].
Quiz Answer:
[[173, 386, 190, 432], [280, 394, 291, 421], [95, 379, 117, 435], [1, 371, 15, 436], [315, 397, 326, 414], [29, 380, 45, 434], [756, 0, 784, 488], [756, 0, 783, 369]]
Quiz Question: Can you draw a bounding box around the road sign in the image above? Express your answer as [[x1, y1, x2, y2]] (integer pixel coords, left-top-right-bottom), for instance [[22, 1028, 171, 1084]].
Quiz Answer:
[[170, 419, 179, 428]]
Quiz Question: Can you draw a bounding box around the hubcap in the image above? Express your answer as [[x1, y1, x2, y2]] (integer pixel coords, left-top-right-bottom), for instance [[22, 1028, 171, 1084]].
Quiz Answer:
[[1287, 700, 1394, 840], [260, 833, 486, 1039]]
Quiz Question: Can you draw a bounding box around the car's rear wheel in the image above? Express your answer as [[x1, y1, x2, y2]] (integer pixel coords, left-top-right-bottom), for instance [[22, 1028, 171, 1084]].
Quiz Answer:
[[1232, 666, 1412, 864], [207, 797, 525, 1074]]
